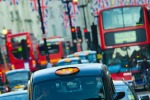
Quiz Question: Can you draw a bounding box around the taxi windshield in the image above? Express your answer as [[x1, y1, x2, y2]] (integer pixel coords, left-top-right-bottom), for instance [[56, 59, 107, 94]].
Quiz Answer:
[[33, 76, 105, 100]]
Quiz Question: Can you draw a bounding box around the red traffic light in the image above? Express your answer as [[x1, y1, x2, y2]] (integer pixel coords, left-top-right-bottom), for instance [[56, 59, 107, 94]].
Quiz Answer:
[[71, 27, 75, 33], [84, 28, 88, 33]]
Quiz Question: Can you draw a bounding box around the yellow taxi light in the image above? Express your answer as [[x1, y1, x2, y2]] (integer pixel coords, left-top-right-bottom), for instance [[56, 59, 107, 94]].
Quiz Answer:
[[56, 67, 79, 76], [14, 85, 25, 89], [74, 54, 79, 57], [85, 52, 89, 55], [65, 59, 71, 62], [14, 85, 20, 89]]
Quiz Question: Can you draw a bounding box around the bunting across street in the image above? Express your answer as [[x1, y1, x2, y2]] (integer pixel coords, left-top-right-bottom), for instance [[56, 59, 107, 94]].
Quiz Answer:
[[30, 0, 38, 11], [7, 0, 20, 5], [62, 12, 76, 28]]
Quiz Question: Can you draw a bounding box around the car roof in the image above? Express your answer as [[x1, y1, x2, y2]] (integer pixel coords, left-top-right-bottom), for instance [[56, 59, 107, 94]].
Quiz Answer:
[[32, 63, 107, 83], [6, 69, 30, 75], [0, 90, 27, 97], [57, 57, 80, 63], [67, 54, 74, 58], [81, 50, 96, 54]]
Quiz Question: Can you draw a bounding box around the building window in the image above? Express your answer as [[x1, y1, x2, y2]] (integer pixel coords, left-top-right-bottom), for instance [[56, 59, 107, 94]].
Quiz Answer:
[[49, 7, 54, 19], [62, 23, 67, 37], [52, 25, 56, 36]]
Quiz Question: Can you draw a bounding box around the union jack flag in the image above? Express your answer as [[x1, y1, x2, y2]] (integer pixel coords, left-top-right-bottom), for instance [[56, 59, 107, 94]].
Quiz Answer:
[[93, 0, 101, 5], [130, 0, 142, 5], [62, 12, 75, 28], [118, 0, 126, 6], [91, 6, 99, 16], [43, 19, 48, 33], [142, 0, 149, 6], [101, 0, 109, 8], [7, 0, 20, 5], [30, 0, 38, 11], [40, 0, 49, 18], [69, 2, 80, 15]]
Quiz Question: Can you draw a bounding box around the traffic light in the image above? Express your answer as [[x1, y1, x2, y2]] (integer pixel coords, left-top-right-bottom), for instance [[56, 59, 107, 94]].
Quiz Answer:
[[91, 24, 98, 51], [71, 27, 77, 43], [21, 39, 29, 61], [84, 28, 91, 42], [76, 27, 82, 43]]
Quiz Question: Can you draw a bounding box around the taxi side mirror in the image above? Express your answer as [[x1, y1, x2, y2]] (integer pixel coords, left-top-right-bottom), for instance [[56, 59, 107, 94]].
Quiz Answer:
[[141, 95, 150, 100], [114, 92, 125, 100]]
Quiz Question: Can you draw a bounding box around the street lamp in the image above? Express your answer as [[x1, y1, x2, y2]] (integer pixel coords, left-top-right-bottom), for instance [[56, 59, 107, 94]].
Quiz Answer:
[[61, 0, 77, 52], [37, 0, 50, 63], [78, 0, 92, 50]]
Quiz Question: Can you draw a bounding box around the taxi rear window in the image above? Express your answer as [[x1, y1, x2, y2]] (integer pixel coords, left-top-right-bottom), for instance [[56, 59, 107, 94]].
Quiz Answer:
[[33, 76, 106, 100]]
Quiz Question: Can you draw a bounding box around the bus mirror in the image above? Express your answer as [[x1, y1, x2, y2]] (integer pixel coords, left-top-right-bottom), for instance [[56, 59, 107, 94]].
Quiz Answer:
[[21, 39, 29, 61]]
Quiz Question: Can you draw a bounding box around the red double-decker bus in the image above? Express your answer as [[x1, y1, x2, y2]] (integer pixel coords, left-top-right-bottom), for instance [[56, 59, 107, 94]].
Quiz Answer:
[[5, 32, 37, 72], [37, 36, 70, 69], [99, 5, 150, 88]]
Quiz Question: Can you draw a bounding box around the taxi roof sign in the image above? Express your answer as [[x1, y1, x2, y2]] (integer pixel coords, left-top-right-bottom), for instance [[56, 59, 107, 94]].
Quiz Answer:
[[65, 58, 71, 62], [55, 67, 79, 76]]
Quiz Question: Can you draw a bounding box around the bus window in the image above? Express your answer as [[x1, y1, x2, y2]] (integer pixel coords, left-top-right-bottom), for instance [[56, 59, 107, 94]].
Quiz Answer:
[[102, 7, 144, 29], [38, 44, 59, 55]]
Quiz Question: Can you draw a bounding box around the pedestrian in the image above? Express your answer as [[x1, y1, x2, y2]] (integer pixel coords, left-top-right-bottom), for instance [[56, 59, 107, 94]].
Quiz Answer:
[[46, 60, 52, 68], [141, 57, 150, 84]]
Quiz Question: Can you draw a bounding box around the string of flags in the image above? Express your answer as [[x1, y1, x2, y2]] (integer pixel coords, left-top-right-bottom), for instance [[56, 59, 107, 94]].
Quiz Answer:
[[92, 0, 150, 24], [62, 2, 79, 28], [1, 0, 150, 29]]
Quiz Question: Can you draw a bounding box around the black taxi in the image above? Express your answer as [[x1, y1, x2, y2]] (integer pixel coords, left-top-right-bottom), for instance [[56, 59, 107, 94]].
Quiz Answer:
[[28, 63, 125, 100]]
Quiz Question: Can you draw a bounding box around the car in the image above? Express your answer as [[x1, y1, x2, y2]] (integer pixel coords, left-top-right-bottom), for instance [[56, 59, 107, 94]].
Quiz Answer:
[[28, 63, 125, 100], [56, 57, 82, 66], [0, 90, 28, 100], [74, 50, 97, 63], [5, 69, 31, 92], [113, 80, 139, 100], [113, 80, 149, 100], [82, 50, 97, 63]]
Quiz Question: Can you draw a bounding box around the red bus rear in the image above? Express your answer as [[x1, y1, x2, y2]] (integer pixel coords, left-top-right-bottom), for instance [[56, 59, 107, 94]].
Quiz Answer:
[[98, 5, 150, 82], [6, 32, 37, 72], [37, 36, 69, 69]]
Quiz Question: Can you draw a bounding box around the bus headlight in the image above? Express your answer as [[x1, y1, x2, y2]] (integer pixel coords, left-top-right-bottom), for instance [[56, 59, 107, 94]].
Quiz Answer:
[[11, 64, 15, 70], [32, 60, 36, 68]]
